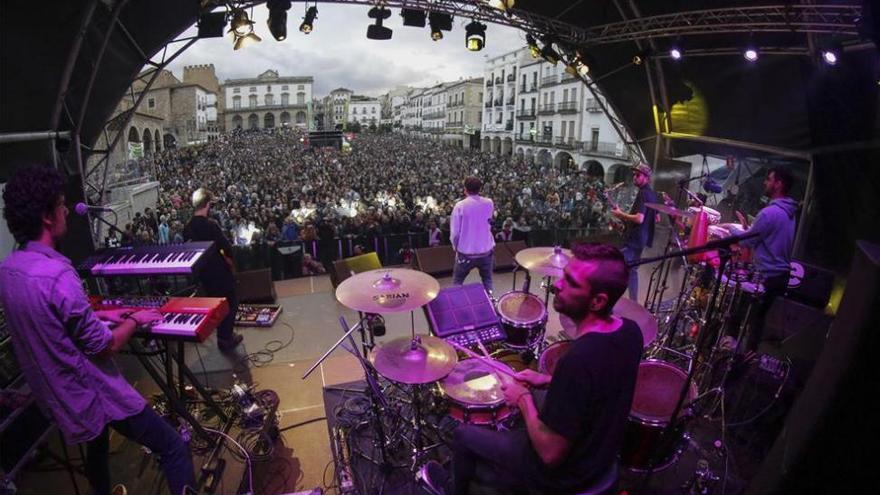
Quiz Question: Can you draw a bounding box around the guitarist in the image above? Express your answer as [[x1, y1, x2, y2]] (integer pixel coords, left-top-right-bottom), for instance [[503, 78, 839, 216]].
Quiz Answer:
[[611, 163, 657, 300]]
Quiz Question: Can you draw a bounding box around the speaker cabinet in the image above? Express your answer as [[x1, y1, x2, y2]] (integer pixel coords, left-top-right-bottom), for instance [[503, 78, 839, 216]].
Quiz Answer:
[[414, 245, 456, 276], [235, 268, 276, 303]]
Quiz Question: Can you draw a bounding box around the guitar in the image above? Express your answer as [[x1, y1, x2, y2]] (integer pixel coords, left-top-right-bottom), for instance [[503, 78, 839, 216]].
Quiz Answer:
[[601, 187, 627, 233]]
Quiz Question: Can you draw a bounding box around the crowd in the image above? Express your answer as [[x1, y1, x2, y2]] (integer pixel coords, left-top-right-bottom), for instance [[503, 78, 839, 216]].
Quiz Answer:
[[112, 127, 628, 267]]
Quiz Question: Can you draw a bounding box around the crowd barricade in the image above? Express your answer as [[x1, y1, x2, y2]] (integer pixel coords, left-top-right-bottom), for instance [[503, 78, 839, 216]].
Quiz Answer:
[[226, 227, 615, 281]]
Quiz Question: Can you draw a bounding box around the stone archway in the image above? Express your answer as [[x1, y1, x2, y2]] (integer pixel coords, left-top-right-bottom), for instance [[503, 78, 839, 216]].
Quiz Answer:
[[515, 148, 524, 163], [163, 133, 176, 149], [264, 112, 275, 128], [295, 111, 307, 125], [554, 151, 575, 173], [481, 137, 490, 152], [608, 163, 631, 185], [501, 137, 513, 156], [232, 115, 243, 129], [127, 127, 140, 143], [154, 129, 161, 151], [142, 128, 152, 155], [491, 137, 501, 154], [536, 148, 552, 166], [280, 111, 291, 126], [248, 113, 259, 129], [525, 148, 534, 164], [584, 160, 604, 179]]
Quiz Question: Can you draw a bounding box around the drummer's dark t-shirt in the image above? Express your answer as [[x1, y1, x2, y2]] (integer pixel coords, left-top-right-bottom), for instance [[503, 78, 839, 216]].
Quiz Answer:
[[534, 317, 643, 491]]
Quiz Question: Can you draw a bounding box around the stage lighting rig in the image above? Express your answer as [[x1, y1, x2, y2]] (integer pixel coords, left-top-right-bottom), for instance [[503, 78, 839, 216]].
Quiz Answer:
[[229, 7, 261, 50], [266, 0, 291, 41], [465, 20, 487, 51], [744, 47, 759, 61], [670, 47, 683, 60], [526, 34, 540, 58], [367, 7, 393, 40], [540, 37, 560, 65], [429, 12, 453, 41], [300, 5, 318, 34], [401, 8, 426, 27]]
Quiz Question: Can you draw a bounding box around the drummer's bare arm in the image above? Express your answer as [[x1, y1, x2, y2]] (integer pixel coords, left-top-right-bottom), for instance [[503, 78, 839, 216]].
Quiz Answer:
[[518, 394, 571, 467], [515, 369, 552, 388]]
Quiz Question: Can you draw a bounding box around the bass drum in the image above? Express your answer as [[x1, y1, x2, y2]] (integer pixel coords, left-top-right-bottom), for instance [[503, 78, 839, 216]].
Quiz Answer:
[[621, 360, 697, 471]]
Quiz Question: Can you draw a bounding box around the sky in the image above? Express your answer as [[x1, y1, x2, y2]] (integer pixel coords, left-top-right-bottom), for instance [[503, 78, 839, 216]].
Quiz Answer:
[[162, 4, 528, 97]]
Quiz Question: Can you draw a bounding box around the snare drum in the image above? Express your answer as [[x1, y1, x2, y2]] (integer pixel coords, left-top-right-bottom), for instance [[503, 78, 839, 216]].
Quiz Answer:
[[496, 291, 547, 348], [439, 358, 515, 427], [621, 360, 698, 471], [537, 340, 571, 375]]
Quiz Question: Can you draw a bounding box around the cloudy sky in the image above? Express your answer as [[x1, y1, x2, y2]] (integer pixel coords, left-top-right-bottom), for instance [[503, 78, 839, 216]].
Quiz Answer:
[[163, 4, 528, 96]]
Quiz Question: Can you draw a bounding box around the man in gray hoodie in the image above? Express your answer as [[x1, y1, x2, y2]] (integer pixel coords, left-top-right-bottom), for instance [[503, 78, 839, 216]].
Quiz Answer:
[[729, 166, 798, 353]]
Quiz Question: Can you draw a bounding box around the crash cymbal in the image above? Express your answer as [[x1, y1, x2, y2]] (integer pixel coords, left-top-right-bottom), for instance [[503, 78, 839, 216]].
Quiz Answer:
[[335, 268, 440, 313], [646, 203, 694, 218], [556, 298, 658, 347], [515, 246, 573, 278], [370, 335, 458, 384]]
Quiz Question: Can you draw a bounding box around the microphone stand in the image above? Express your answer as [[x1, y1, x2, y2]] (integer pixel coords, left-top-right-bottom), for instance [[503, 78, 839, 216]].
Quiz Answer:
[[85, 211, 126, 244]]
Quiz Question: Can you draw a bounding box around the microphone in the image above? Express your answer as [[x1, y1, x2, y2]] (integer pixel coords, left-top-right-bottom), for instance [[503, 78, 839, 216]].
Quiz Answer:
[[74, 202, 114, 215], [702, 178, 723, 194], [678, 173, 708, 185]]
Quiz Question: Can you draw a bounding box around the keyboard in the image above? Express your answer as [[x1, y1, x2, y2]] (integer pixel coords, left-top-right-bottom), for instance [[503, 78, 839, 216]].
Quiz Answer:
[[78, 242, 215, 277], [91, 296, 229, 342]]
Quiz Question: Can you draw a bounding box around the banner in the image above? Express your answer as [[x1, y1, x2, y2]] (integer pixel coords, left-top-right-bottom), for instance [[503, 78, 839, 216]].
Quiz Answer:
[[128, 142, 144, 160]]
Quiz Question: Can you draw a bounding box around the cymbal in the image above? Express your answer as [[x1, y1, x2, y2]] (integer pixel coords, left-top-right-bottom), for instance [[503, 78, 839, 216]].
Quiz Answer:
[[335, 268, 440, 313], [646, 203, 694, 218], [515, 246, 573, 277], [370, 335, 458, 384], [557, 297, 658, 347]]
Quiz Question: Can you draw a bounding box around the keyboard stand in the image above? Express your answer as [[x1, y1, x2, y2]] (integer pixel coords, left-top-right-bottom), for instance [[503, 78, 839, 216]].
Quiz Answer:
[[128, 338, 229, 443]]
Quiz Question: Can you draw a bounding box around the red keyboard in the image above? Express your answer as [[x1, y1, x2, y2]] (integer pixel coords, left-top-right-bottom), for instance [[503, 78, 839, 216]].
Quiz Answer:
[[91, 296, 229, 342]]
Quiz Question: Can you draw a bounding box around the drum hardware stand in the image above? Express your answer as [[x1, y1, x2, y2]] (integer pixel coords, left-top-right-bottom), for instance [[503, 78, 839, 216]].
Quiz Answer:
[[628, 232, 757, 489], [644, 183, 693, 313]]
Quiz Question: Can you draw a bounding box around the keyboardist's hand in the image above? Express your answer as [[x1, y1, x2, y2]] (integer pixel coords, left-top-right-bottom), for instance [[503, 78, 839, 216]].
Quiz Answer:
[[129, 309, 164, 327], [96, 309, 130, 324]]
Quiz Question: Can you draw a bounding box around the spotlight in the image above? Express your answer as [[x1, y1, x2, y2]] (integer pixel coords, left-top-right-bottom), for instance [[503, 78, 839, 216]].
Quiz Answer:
[[670, 47, 682, 60], [229, 8, 256, 37], [429, 12, 453, 41], [401, 8, 426, 27], [233, 32, 262, 51], [366, 7, 392, 40], [632, 48, 653, 65], [743, 47, 759, 61], [526, 34, 540, 58], [487, 0, 515, 11], [266, 0, 291, 41], [465, 20, 486, 51], [197, 11, 227, 39], [566, 50, 589, 77], [540, 37, 560, 65], [821, 49, 838, 65], [300, 6, 317, 34]]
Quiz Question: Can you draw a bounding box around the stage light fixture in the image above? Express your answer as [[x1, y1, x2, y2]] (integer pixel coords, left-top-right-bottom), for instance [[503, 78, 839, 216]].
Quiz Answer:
[[486, 0, 515, 11], [540, 37, 560, 65], [743, 47, 759, 62], [465, 20, 486, 51], [401, 8, 426, 27], [234, 32, 262, 50], [197, 11, 227, 39], [266, 0, 291, 41], [300, 6, 318, 34], [526, 34, 540, 58], [670, 47, 682, 60], [821, 49, 838, 65], [366, 7, 392, 40], [229, 8, 256, 37], [566, 50, 589, 77], [429, 12, 453, 41]]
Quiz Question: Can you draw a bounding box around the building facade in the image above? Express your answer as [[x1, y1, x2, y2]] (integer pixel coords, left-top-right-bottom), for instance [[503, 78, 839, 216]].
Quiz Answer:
[[222, 70, 313, 130], [481, 48, 634, 182], [443, 78, 483, 149], [326, 87, 353, 127], [348, 96, 381, 126]]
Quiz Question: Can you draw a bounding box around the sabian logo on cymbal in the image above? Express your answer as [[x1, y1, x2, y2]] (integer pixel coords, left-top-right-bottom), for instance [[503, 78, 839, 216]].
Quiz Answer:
[[374, 293, 409, 308]]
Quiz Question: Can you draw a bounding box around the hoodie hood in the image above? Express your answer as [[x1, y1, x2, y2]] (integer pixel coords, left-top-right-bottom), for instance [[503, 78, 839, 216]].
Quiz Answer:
[[770, 197, 798, 218]]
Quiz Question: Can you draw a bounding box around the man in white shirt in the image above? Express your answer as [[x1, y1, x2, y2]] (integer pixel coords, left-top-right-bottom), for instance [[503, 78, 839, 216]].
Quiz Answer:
[[450, 176, 495, 293]]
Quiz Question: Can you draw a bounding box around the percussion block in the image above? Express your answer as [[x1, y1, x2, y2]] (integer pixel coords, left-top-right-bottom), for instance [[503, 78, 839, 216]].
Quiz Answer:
[[332, 252, 382, 287]]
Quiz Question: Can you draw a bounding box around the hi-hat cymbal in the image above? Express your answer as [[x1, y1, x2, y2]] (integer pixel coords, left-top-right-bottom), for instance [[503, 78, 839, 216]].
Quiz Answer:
[[335, 268, 440, 313], [646, 203, 694, 218], [515, 246, 573, 277], [557, 297, 658, 347], [370, 335, 458, 384]]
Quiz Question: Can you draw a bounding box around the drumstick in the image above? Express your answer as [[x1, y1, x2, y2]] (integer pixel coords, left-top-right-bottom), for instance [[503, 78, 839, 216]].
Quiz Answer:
[[476, 340, 491, 358], [448, 341, 518, 379]]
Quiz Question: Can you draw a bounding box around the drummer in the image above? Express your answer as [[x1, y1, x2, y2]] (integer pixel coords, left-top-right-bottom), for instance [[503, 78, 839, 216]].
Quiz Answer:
[[420, 243, 643, 495]]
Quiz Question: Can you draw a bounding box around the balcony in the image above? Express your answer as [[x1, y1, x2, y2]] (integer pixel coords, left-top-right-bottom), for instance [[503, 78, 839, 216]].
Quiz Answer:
[[520, 83, 538, 94], [484, 101, 492, 108], [554, 136, 576, 149], [494, 99, 503, 107], [538, 103, 555, 115], [535, 134, 554, 146], [516, 109, 536, 119], [486, 79, 494, 87], [516, 133, 535, 144], [448, 100, 463, 108], [540, 75, 559, 87], [495, 77, 502, 84], [506, 98, 515, 107], [505, 121, 513, 131], [585, 99, 603, 112], [579, 140, 631, 159], [557, 101, 578, 113], [506, 73, 516, 82]]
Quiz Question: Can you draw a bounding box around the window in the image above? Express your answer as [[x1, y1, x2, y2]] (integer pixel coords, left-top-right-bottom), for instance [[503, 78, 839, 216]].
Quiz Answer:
[[267, 85, 272, 91], [372, 107, 376, 113], [233, 96, 241, 110], [298, 85, 304, 90], [249, 94, 257, 107], [282, 85, 289, 90], [233, 88, 241, 93], [281, 93, 289, 105], [250, 86, 256, 92], [148, 98, 155, 109], [297, 92, 305, 104], [265, 94, 274, 105]]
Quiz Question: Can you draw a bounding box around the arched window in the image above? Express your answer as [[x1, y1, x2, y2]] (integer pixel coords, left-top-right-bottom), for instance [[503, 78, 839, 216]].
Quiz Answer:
[[264, 113, 275, 128], [265, 94, 274, 106], [295, 111, 306, 124], [248, 113, 259, 129], [296, 92, 305, 104], [232, 115, 243, 129]]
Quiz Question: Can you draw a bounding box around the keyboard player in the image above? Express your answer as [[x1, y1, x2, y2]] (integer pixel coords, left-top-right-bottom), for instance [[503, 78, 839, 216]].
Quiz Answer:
[[0, 165, 196, 495], [184, 188, 243, 351]]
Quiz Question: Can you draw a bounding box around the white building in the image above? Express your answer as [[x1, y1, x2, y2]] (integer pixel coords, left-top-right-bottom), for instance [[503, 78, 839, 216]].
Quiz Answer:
[[422, 83, 449, 137], [482, 48, 634, 182], [223, 70, 313, 130], [402, 87, 427, 131], [327, 87, 353, 127], [348, 96, 381, 126]]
